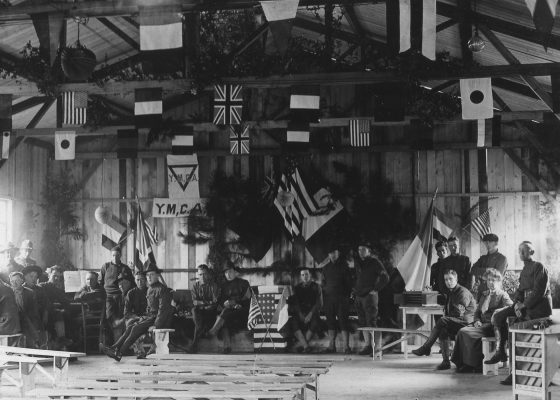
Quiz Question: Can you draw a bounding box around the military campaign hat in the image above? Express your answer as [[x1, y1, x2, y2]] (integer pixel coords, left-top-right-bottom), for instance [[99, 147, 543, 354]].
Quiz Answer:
[[144, 261, 162, 274], [22, 265, 42, 276], [20, 240, 33, 250]]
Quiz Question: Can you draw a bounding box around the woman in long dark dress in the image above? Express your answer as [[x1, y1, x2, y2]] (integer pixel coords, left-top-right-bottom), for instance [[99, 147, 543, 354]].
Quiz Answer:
[[451, 268, 513, 373]]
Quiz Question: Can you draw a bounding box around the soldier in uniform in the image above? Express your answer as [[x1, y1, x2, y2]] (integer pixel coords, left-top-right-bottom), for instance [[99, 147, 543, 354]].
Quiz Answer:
[[412, 269, 476, 370], [14, 240, 37, 268], [189, 264, 219, 353], [484, 241, 552, 386], [290, 268, 322, 353], [0, 242, 22, 285], [208, 262, 250, 354], [10, 271, 42, 348], [446, 236, 473, 291], [0, 278, 20, 341], [124, 271, 148, 328], [430, 241, 451, 295], [471, 233, 508, 295], [103, 262, 173, 361], [40, 266, 71, 346]]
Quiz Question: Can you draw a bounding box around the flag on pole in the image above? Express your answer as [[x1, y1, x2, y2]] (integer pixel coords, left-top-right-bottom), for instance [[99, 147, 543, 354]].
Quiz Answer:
[[136, 200, 157, 271], [433, 207, 453, 242], [61, 91, 87, 126], [213, 85, 243, 125], [247, 290, 264, 330], [399, 0, 436, 60], [397, 195, 436, 291], [349, 119, 371, 147], [272, 286, 291, 331], [54, 131, 76, 160], [470, 208, 491, 238], [260, 0, 299, 54], [252, 286, 288, 351], [0, 94, 11, 160], [101, 215, 127, 251], [290, 86, 320, 123]]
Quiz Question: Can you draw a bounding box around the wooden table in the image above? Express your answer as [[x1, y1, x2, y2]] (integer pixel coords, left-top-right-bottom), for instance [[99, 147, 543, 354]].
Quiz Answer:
[[400, 305, 444, 357]]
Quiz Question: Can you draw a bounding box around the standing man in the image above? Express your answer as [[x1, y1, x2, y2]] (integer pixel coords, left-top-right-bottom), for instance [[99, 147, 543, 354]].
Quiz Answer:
[[321, 247, 353, 354], [412, 269, 476, 370], [430, 241, 451, 295], [99, 247, 134, 342], [10, 271, 41, 348], [14, 240, 37, 268], [124, 271, 148, 328], [355, 242, 389, 356], [290, 268, 322, 353], [103, 262, 173, 361], [484, 241, 552, 386], [471, 233, 508, 295], [189, 264, 220, 353], [446, 236, 473, 290], [0, 242, 22, 285]]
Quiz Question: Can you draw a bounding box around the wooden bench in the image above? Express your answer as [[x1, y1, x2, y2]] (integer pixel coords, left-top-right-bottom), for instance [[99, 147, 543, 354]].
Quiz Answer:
[[357, 327, 432, 360], [153, 328, 175, 355], [0, 345, 85, 387], [0, 333, 24, 346], [0, 354, 51, 396]]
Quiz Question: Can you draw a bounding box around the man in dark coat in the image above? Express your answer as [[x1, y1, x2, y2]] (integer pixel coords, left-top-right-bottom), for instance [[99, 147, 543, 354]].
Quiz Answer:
[[10, 271, 42, 348], [208, 262, 250, 354], [355, 242, 389, 356], [471, 233, 508, 295], [430, 241, 451, 296], [103, 262, 173, 361], [14, 240, 38, 269], [0, 242, 22, 285], [74, 271, 105, 302], [290, 268, 322, 353], [40, 265, 71, 343], [189, 264, 219, 353], [321, 247, 353, 354], [446, 236, 473, 290], [22, 265, 48, 346], [412, 269, 476, 370], [0, 275, 21, 339], [124, 271, 148, 328], [485, 241, 552, 386], [99, 247, 134, 329]]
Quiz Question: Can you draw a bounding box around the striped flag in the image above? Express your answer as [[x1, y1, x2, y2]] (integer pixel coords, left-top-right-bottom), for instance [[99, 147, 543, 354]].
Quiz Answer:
[[525, 0, 558, 45], [171, 127, 194, 155], [247, 290, 264, 330], [252, 286, 288, 351], [290, 86, 320, 123], [399, 0, 436, 60], [54, 131, 76, 160], [286, 121, 310, 144], [272, 286, 291, 331], [135, 88, 163, 129], [229, 125, 250, 155], [139, 6, 183, 73], [349, 119, 370, 147], [0, 94, 11, 160], [470, 208, 491, 238], [397, 196, 436, 291], [136, 201, 157, 271], [433, 207, 453, 242], [61, 91, 87, 126], [213, 85, 243, 125], [101, 215, 127, 251], [260, 0, 299, 54], [273, 168, 319, 240]]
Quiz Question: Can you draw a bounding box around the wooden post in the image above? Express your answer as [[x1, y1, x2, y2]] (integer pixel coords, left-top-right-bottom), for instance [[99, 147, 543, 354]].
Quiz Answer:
[[53, 356, 69, 387], [19, 361, 36, 396]]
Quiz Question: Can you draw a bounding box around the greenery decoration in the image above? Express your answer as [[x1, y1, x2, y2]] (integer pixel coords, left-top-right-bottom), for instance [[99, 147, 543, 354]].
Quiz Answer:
[[40, 171, 85, 269]]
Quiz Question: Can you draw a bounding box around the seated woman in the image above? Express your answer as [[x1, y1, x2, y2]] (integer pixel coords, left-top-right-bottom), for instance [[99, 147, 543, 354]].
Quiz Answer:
[[208, 262, 250, 354], [451, 268, 513, 373]]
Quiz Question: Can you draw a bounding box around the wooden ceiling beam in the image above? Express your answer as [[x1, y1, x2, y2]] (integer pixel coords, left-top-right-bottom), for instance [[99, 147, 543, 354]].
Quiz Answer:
[[97, 17, 139, 50], [457, 0, 473, 67], [228, 22, 269, 59], [436, 18, 458, 33], [342, 5, 367, 39], [493, 78, 541, 101]]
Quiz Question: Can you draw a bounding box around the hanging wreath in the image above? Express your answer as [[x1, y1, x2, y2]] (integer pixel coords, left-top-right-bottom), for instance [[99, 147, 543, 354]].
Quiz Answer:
[[61, 17, 97, 81]]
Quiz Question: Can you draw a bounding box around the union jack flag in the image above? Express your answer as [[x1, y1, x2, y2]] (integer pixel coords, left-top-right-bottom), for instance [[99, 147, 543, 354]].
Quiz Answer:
[[229, 125, 250, 154], [213, 84, 243, 125]]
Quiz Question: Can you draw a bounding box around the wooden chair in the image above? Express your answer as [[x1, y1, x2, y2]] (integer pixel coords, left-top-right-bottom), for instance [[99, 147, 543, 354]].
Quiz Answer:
[[80, 300, 105, 354]]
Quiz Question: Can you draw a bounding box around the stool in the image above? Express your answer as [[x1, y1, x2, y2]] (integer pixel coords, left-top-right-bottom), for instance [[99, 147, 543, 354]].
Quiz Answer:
[[0, 334, 24, 347], [152, 329, 174, 355], [481, 337, 502, 376]]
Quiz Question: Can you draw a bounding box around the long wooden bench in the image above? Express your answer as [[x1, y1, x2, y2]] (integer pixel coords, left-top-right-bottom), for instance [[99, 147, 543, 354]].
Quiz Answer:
[[0, 354, 52, 396], [0, 345, 85, 387], [357, 327, 433, 360]]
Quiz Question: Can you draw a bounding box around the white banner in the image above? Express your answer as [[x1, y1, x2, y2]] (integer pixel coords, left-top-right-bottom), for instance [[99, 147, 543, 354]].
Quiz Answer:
[[152, 198, 204, 218], [167, 154, 200, 199]]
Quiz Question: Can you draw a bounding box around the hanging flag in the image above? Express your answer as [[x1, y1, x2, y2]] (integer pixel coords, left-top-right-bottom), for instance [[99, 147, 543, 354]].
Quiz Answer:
[[0, 94, 11, 160], [399, 0, 436, 60], [167, 154, 200, 199], [136, 200, 157, 271], [213, 85, 243, 125], [475, 116, 501, 148], [252, 286, 288, 351], [139, 6, 183, 73], [349, 119, 370, 147], [116, 129, 138, 159], [397, 195, 436, 291], [272, 286, 291, 332], [260, 0, 299, 54], [229, 125, 250, 155], [286, 121, 310, 145], [61, 91, 87, 126], [470, 208, 492, 238], [54, 131, 76, 160], [460, 78, 493, 120], [290, 85, 320, 123], [433, 207, 453, 242], [135, 88, 163, 129], [477, 119, 487, 148], [247, 289, 264, 330], [101, 215, 127, 251], [525, 0, 558, 46], [171, 126, 194, 155]]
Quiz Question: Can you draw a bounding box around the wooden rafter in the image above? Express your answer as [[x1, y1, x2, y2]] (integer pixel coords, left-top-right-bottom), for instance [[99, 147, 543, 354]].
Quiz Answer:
[[26, 97, 56, 129], [97, 17, 139, 50], [12, 97, 49, 115], [228, 23, 269, 59], [0, 136, 25, 171], [493, 78, 540, 101], [503, 148, 555, 202], [457, 0, 473, 67], [436, 18, 458, 33]]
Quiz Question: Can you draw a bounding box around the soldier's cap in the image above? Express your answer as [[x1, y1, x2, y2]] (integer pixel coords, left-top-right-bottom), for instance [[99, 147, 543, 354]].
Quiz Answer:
[[358, 240, 373, 249], [20, 240, 33, 250], [9, 271, 23, 279], [144, 261, 162, 275], [22, 265, 42, 276], [110, 245, 121, 253], [0, 242, 18, 253], [117, 272, 133, 283], [482, 233, 499, 243], [134, 270, 146, 277]]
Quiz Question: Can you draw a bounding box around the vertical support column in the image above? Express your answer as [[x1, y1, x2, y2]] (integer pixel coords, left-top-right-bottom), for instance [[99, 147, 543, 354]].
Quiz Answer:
[[19, 362, 36, 396]]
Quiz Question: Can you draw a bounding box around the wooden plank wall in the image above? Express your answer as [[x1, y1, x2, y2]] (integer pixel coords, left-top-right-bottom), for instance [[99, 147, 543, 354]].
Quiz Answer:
[[2, 85, 549, 289]]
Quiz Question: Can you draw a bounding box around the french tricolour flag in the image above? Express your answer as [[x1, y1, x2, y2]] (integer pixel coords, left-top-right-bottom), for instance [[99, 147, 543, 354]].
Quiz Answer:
[[135, 88, 162, 129]]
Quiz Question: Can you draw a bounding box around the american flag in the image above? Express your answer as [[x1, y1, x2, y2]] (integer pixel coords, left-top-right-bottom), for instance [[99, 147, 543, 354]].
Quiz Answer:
[[273, 168, 319, 240], [213, 85, 243, 125], [101, 215, 127, 251], [252, 287, 288, 351], [247, 292, 264, 330], [229, 125, 250, 154], [349, 119, 370, 147], [471, 208, 491, 238], [136, 201, 157, 271], [62, 91, 87, 126]]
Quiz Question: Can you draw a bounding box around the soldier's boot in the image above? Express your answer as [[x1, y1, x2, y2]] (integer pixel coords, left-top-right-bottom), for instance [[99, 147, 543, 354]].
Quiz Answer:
[[485, 327, 508, 364], [436, 340, 451, 370]]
